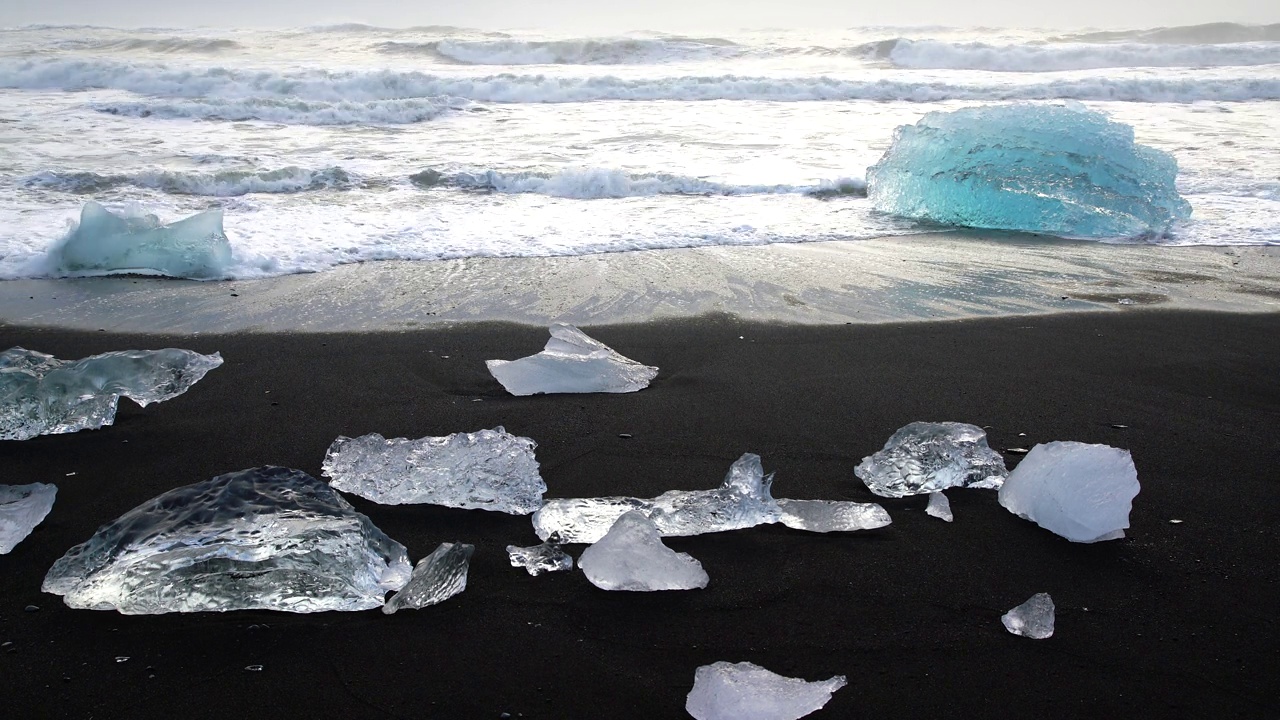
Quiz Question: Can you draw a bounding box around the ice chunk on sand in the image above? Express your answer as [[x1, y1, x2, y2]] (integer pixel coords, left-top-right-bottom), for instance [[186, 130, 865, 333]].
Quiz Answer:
[[1, 346, 223, 441], [776, 499, 891, 533], [686, 661, 847, 720], [42, 466, 411, 614], [867, 103, 1192, 239], [578, 511, 708, 591], [46, 201, 234, 279], [322, 427, 545, 514], [0, 483, 57, 554], [533, 453, 781, 544], [383, 542, 473, 614], [486, 324, 658, 396], [507, 536, 573, 575], [925, 492, 953, 522], [855, 421, 1008, 498], [998, 441, 1139, 543], [1002, 593, 1055, 639]]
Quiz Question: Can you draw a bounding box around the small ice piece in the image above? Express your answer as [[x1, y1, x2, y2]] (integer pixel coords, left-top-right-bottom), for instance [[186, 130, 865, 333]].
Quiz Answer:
[[998, 441, 1140, 543], [486, 324, 658, 396], [578, 511, 708, 591], [776, 499, 891, 533], [1002, 593, 1055, 639], [0, 483, 57, 554], [507, 537, 573, 575], [925, 492, 953, 522], [686, 661, 847, 720], [45, 201, 233, 279], [855, 422, 1008, 498], [0, 346, 223, 441], [42, 466, 411, 614], [383, 542, 474, 614], [322, 427, 545, 514]]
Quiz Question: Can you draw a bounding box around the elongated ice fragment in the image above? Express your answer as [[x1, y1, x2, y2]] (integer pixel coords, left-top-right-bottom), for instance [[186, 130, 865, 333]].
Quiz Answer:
[[925, 492, 953, 522], [383, 542, 473, 614], [1002, 593, 1055, 639], [42, 467, 411, 614], [776, 499, 891, 533], [486, 324, 658, 396], [686, 661, 847, 720], [855, 421, 1008, 498], [1, 346, 223, 441], [0, 483, 57, 554], [46, 201, 234, 279], [507, 536, 573, 575], [322, 427, 545, 514], [998, 441, 1139, 543], [578, 511, 708, 591]]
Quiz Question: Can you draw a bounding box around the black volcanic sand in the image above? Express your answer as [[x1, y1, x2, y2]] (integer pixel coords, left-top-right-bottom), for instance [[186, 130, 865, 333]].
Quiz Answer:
[[1, 310, 1278, 719]]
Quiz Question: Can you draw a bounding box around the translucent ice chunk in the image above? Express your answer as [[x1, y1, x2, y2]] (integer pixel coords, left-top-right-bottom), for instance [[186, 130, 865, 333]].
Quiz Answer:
[[578, 511, 708, 591], [322, 427, 545, 514], [486, 324, 658, 396], [383, 542, 473, 614], [1002, 592, 1055, 639], [998, 441, 1139, 543], [867, 103, 1192, 239], [855, 422, 1008, 498], [507, 536, 574, 575], [0, 483, 57, 554], [46, 201, 234, 279], [1, 346, 223, 441], [776, 499, 891, 533], [925, 492, 953, 522], [42, 466, 411, 614], [686, 661, 847, 720]]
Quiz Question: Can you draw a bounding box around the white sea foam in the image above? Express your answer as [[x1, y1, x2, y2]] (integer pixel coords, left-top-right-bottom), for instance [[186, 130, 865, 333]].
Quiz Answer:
[[883, 39, 1280, 72], [21, 167, 359, 196], [415, 167, 866, 199], [91, 97, 459, 125], [377, 37, 741, 65]]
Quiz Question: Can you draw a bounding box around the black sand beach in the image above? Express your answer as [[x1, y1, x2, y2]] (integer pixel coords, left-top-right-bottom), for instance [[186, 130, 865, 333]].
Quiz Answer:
[[2, 310, 1278, 718]]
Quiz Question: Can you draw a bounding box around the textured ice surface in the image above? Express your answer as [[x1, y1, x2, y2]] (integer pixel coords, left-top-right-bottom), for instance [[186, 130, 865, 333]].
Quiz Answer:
[[507, 537, 574, 575], [383, 542, 473, 614], [578, 511, 708, 591], [867, 103, 1192, 239], [776, 499, 891, 533], [486, 324, 658, 396], [322, 427, 545, 514], [855, 422, 1008, 498], [0, 483, 57, 554], [925, 492, 953, 522], [998, 441, 1139, 543], [46, 201, 234, 279], [1002, 593, 1055, 639], [686, 661, 847, 720], [0, 346, 223, 441], [532, 453, 781, 543], [42, 466, 411, 614]]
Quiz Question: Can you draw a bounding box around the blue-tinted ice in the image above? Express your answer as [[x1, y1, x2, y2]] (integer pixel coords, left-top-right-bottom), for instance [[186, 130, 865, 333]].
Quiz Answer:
[[46, 201, 233, 279]]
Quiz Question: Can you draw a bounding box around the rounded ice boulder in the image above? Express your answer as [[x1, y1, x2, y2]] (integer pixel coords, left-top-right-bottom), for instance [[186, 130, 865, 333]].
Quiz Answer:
[[998, 441, 1140, 543]]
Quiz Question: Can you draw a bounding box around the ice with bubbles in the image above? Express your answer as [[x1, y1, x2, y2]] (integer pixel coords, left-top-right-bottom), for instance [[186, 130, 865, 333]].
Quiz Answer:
[[998, 441, 1139, 543], [45, 201, 234, 279], [486, 324, 658, 396], [507, 536, 574, 575], [855, 422, 1008, 498], [1002, 593, 1055, 639], [578, 511, 708, 591], [776, 499, 891, 533], [0, 483, 57, 554], [383, 542, 473, 614], [686, 661, 847, 720]]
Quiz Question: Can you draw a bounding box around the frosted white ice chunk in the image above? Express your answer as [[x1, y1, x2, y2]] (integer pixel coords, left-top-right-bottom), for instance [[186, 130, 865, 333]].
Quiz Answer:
[[925, 492, 953, 522], [42, 466, 411, 614], [485, 324, 658, 396], [322, 427, 545, 514], [686, 661, 847, 720], [1002, 593, 1055, 639], [776, 499, 891, 533], [998, 441, 1139, 543], [383, 542, 473, 614], [1, 346, 223, 441], [507, 536, 573, 575], [0, 483, 57, 554], [578, 511, 708, 591], [855, 421, 1008, 498], [46, 201, 234, 279]]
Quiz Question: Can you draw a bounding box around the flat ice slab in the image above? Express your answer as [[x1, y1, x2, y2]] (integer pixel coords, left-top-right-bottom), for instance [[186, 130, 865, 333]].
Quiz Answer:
[[998, 441, 1140, 543], [1002, 593, 1055, 639], [507, 537, 574, 575], [855, 421, 1008, 498], [925, 492, 953, 522], [1, 346, 223, 441], [0, 483, 57, 554], [486, 324, 658, 396], [578, 511, 708, 591], [322, 427, 545, 514], [776, 499, 891, 533], [686, 661, 847, 720], [42, 466, 411, 614], [383, 542, 474, 614], [46, 201, 234, 279]]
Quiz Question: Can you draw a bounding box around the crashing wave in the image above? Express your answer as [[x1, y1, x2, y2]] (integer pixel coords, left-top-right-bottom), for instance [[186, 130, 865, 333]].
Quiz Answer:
[[59, 36, 242, 54], [375, 37, 741, 65], [1053, 22, 1280, 45], [22, 166, 357, 196], [91, 97, 458, 125], [45, 201, 234, 279], [873, 38, 1280, 72], [410, 167, 866, 199]]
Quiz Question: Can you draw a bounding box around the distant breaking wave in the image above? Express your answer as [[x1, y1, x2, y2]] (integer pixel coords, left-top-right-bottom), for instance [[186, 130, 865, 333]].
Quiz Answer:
[[21, 166, 359, 196], [869, 38, 1280, 72], [1052, 22, 1280, 45], [91, 97, 460, 125], [56, 37, 243, 54], [410, 167, 866, 199], [376, 37, 741, 65]]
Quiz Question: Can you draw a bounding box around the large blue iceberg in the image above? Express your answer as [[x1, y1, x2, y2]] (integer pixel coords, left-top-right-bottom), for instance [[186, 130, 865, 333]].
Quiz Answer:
[[866, 104, 1192, 240], [46, 201, 234, 279]]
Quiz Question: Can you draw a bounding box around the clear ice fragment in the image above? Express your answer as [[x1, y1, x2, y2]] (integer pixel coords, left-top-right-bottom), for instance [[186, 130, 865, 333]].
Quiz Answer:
[[1, 346, 223, 441], [925, 492, 953, 522], [776, 499, 891, 533], [383, 542, 474, 614], [855, 422, 1008, 498], [578, 511, 708, 591], [485, 324, 658, 396], [46, 201, 234, 279], [322, 427, 545, 514], [507, 537, 573, 575], [0, 483, 57, 554], [686, 661, 847, 720], [1002, 593, 1055, 639], [42, 466, 411, 614], [998, 441, 1139, 543]]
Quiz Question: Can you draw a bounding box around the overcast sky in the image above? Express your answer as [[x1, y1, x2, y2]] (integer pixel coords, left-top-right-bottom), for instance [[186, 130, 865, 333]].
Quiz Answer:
[[2, 0, 1277, 32]]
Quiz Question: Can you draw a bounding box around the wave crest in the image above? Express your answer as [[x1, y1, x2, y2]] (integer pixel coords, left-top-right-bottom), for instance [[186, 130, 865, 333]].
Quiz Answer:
[[21, 166, 358, 196], [877, 38, 1280, 72], [410, 167, 866, 199], [1053, 22, 1280, 45], [91, 97, 458, 125], [375, 37, 740, 65]]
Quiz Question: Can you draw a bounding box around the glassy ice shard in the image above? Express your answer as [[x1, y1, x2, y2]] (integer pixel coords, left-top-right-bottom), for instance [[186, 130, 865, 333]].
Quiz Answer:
[[1002, 593, 1055, 639], [686, 661, 847, 720], [383, 542, 474, 614], [322, 427, 545, 514], [1, 346, 223, 441], [485, 324, 658, 396], [0, 483, 57, 554], [925, 492, 953, 522], [578, 511, 708, 591], [42, 466, 411, 614], [507, 536, 573, 575], [46, 201, 234, 279], [776, 499, 891, 533], [855, 422, 1008, 498], [998, 441, 1139, 543]]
